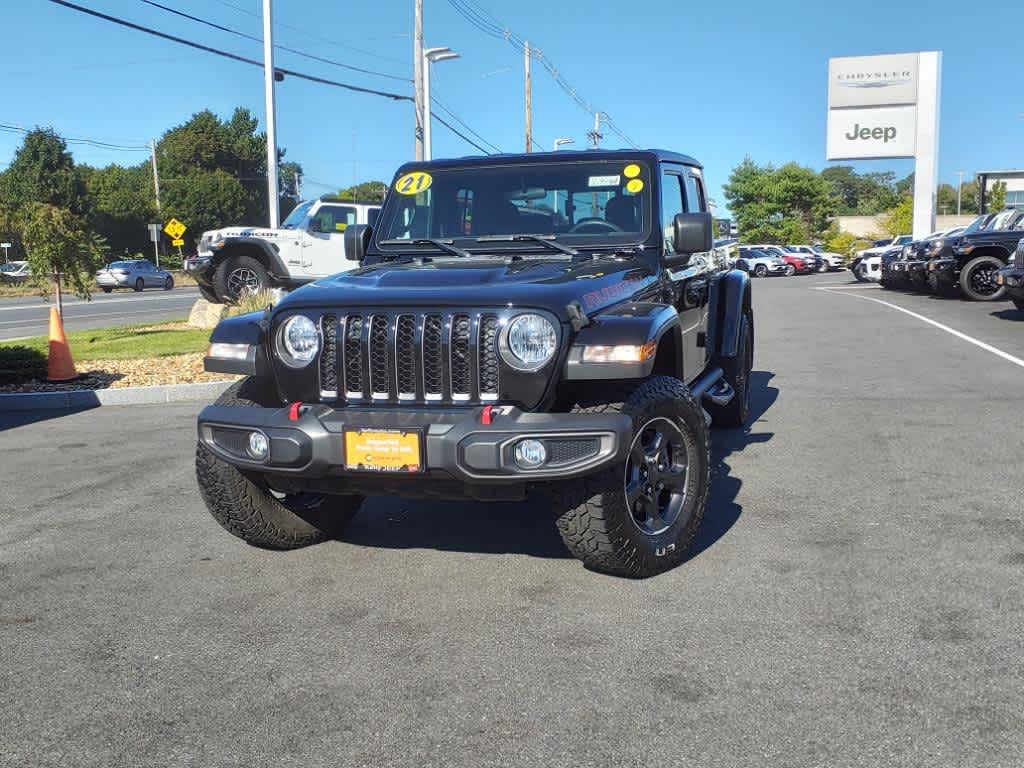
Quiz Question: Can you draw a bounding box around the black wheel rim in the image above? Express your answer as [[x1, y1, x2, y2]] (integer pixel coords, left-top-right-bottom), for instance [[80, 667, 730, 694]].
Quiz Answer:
[[624, 417, 692, 536], [969, 264, 998, 296], [227, 267, 261, 298]]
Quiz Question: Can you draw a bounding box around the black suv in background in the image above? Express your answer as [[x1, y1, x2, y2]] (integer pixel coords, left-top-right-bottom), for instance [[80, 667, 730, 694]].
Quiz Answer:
[[996, 239, 1024, 312], [928, 209, 1024, 300], [884, 226, 964, 291]]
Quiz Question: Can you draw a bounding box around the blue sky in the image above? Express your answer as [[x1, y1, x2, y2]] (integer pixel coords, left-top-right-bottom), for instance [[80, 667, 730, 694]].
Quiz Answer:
[[3, 0, 1020, 214]]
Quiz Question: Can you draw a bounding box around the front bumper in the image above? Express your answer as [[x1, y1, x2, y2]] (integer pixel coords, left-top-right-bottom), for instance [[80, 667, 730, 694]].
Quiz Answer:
[[928, 258, 957, 284], [996, 265, 1024, 296], [184, 255, 215, 286], [197, 403, 632, 487]]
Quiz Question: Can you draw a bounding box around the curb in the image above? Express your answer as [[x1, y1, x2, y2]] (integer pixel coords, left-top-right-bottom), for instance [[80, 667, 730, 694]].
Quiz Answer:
[[0, 380, 236, 412]]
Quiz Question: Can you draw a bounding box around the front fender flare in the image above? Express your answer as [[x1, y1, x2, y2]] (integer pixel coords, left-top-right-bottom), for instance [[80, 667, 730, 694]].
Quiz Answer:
[[215, 237, 291, 279], [563, 303, 681, 380], [707, 269, 750, 359]]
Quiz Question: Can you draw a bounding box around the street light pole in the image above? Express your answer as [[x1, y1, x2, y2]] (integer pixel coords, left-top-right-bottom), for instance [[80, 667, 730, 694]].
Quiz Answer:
[[552, 137, 574, 152], [262, 0, 281, 228], [413, 0, 424, 161], [422, 47, 459, 161], [956, 170, 964, 216]]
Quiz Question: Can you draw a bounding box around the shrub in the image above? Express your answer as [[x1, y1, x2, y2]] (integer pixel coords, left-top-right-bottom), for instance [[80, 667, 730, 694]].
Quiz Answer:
[[0, 345, 47, 385], [226, 289, 276, 317]]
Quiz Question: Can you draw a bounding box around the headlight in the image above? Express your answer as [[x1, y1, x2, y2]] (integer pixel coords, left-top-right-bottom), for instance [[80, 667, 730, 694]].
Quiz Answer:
[[902, 245, 913, 256], [931, 239, 944, 251], [500, 314, 557, 370], [278, 315, 319, 367]]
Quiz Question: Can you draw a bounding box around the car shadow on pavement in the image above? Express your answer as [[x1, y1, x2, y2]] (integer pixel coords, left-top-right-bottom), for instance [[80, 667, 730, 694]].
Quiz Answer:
[[684, 370, 778, 563], [990, 308, 1024, 321], [341, 371, 780, 564], [0, 402, 100, 431]]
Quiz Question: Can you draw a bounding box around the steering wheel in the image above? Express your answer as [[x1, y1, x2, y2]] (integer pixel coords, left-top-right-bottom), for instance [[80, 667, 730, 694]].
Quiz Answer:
[[569, 218, 624, 234]]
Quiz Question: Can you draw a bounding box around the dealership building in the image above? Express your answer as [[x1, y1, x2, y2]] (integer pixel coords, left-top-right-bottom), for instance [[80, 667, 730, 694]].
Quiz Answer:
[[977, 169, 1024, 210]]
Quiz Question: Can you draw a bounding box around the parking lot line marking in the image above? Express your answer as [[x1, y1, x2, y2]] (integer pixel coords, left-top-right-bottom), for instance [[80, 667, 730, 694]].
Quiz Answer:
[[816, 287, 1024, 370]]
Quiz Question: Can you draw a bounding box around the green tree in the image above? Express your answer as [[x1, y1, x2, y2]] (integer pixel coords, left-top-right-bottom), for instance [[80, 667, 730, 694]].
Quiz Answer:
[[988, 181, 1008, 212], [936, 183, 958, 215], [21, 203, 106, 299], [881, 197, 914, 236], [338, 181, 387, 203], [0, 128, 89, 215], [723, 158, 833, 244], [81, 163, 154, 256], [959, 180, 979, 214]]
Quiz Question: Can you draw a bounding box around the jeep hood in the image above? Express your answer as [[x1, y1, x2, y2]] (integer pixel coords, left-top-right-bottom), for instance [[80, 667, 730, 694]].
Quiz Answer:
[[202, 226, 293, 240], [276, 257, 659, 319]]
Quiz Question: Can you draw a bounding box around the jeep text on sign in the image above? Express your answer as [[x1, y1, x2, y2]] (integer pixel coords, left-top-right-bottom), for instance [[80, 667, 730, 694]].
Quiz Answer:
[[826, 105, 917, 160]]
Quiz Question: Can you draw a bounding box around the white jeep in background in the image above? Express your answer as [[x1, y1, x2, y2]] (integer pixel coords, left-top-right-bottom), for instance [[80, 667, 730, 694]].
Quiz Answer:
[[185, 197, 381, 304], [786, 244, 844, 272]]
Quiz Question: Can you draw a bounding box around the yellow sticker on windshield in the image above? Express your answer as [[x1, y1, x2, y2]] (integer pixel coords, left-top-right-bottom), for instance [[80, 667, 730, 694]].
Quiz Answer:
[[395, 171, 433, 195], [626, 178, 645, 193], [623, 163, 641, 179]]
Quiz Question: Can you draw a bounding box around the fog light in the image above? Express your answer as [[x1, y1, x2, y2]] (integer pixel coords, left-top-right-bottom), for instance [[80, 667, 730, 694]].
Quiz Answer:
[[247, 431, 269, 460], [514, 439, 547, 469]]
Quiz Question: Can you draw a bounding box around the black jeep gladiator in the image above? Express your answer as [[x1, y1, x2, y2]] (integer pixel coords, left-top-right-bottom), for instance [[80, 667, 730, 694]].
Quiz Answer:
[[927, 209, 1024, 300], [194, 150, 754, 578]]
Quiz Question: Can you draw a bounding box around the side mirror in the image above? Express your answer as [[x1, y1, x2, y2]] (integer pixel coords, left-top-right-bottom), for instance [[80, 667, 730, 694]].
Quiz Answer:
[[667, 212, 713, 267], [343, 224, 371, 262]]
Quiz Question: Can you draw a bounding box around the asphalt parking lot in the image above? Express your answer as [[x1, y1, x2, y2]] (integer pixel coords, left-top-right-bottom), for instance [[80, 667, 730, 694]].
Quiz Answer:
[[2, 273, 1022, 767], [0, 287, 199, 340]]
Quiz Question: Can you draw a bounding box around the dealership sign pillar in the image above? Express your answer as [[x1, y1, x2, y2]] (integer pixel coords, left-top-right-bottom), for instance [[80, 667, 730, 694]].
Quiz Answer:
[[827, 52, 942, 240]]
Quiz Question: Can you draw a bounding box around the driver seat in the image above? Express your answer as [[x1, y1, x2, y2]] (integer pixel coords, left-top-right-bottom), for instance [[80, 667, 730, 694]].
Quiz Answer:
[[605, 195, 638, 231]]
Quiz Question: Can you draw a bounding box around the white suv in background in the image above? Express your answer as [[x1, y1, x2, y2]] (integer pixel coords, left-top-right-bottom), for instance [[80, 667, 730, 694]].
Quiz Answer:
[[787, 244, 844, 272]]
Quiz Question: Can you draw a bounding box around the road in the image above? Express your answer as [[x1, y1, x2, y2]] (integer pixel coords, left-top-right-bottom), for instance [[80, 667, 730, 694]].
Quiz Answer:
[[2, 274, 1023, 767], [0, 287, 199, 340]]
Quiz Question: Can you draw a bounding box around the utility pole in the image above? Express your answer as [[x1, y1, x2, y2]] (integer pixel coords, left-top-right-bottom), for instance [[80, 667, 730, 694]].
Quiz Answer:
[[588, 112, 604, 148], [149, 140, 162, 217], [262, 0, 281, 228], [956, 170, 964, 215], [524, 41, 533, 153], [294, 169, 302, 200], [413, 0, 425, 161]]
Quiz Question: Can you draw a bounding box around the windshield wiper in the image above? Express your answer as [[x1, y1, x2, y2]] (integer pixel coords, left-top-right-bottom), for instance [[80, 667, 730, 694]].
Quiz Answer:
[[379, 238, 471, 258], [475, 234, 579, 257]]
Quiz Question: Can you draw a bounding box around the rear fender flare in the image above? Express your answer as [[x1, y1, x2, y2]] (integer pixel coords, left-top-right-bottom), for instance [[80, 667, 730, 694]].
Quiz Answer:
[[707, 269, 751, 359]]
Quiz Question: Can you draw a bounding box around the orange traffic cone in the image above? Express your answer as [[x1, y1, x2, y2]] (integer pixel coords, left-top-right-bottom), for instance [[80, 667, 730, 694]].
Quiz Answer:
[[47, 306, 78, 382]]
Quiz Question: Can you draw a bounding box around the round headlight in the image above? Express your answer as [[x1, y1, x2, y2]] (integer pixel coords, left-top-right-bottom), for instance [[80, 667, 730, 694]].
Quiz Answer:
[[902, 245, 913, 256], [279, 315, 319, 367], [500, 314, 557, 370]]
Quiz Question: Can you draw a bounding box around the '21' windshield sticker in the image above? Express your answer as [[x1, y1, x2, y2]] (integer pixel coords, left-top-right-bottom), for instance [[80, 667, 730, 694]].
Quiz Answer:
[[394, 171, 433, 195]]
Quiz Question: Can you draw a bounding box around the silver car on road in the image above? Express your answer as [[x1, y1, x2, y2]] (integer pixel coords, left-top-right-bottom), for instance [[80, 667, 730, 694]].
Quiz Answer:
[[96, 260, 175, 293]]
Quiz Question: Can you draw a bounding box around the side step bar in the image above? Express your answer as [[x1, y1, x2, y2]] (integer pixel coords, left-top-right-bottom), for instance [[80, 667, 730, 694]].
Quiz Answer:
[[689, 366, 735, 407]]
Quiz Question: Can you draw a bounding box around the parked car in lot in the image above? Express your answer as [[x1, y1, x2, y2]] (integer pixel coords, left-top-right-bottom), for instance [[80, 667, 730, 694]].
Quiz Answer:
[[855, 248, 899, 283], [882, 227, 961, 290], [749, 245, 814, 274], [995, 239, 1024, 311], [736, 247, 789, 277], [96, 260, 175, 292], [927, 209, 1024, 301], [195, 148, 755, 579], [851, 235, 913, 282], [787, 244, 843, 272], [0, 260, 31, 284]]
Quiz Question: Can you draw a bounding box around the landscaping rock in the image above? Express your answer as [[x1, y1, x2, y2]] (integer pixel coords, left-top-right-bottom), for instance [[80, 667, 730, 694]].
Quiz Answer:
[[187, 299, 228, 329]]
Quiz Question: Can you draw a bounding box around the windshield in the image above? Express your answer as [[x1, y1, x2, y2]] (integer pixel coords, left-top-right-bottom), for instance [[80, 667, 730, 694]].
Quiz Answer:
[[282, 200, 315, 229], [988, 210, 1017, 231], [108, 261, 135, 269], [962, 215, 989, 234], [376, 161, 652, 250]]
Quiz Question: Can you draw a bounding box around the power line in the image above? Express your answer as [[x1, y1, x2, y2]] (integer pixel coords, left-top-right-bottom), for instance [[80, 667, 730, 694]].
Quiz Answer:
[[444, 0, 641, 148], [432, 113, 491, 155], [138, 0, 410, 83], [46, 0, 412, 102], [210, 0, 407, 67], [430, 92, 503, 154], [0, 122, 149, 151]]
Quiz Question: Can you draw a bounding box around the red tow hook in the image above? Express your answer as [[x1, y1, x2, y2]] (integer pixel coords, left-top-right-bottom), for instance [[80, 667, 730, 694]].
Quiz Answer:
[[480, 404, 494, 425], [288, 401, 303, 422]]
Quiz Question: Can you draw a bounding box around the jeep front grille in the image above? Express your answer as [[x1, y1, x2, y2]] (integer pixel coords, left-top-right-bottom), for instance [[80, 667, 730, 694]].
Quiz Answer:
[[318, 311, 501, 405]]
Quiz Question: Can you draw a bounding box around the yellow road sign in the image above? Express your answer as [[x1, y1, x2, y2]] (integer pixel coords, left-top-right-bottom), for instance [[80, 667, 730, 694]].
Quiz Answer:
[[164, 218, 187, 239], [172, 238, 185, 247]]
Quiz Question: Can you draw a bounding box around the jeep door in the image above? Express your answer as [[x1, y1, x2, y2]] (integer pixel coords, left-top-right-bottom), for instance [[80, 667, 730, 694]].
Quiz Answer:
[[301, 204, 356, 277], [660, 165, 711, 383]]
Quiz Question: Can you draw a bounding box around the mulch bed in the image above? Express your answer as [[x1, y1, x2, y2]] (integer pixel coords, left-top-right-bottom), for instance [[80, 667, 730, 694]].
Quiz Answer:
[[0, 353, 239, 393]]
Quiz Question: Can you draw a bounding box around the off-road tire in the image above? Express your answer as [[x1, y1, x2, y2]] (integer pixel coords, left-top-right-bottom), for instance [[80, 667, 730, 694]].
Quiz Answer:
[[1013, 298, 1024, 312], [708, 311, 753, 427], [754, 264, 767, 277], [134, 278, 144, 292], [163, 275, 174, 290], [959, 255, 1006, 302], [551, 376, 711, 579], [101, 286, 113, 293], [213, 254, 269, 304], [195, 377, 363, 549]]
